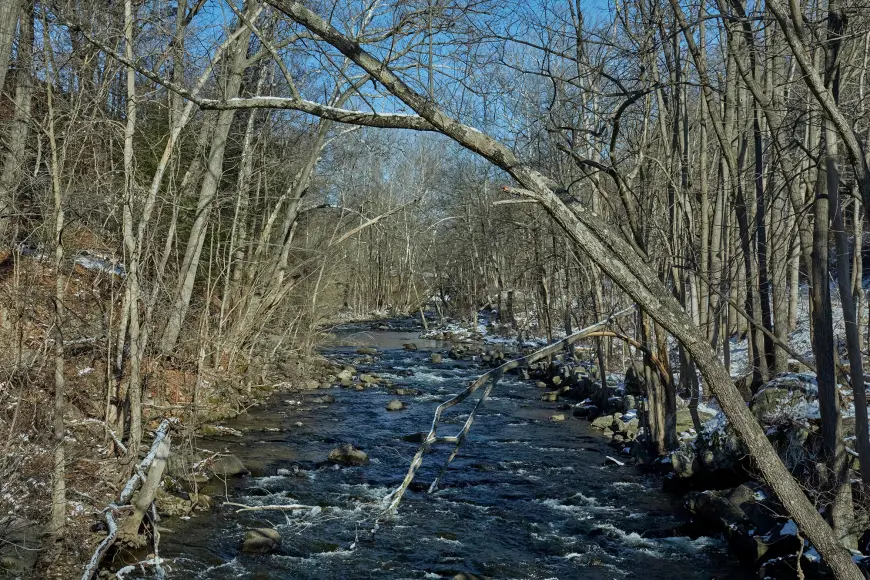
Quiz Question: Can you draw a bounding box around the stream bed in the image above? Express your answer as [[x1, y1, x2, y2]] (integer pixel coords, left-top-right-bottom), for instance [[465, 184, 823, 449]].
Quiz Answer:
[[151, 323, 751, 579]]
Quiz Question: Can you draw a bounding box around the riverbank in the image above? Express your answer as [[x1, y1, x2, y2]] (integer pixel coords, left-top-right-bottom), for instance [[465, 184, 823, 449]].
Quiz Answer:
[[139, 321, 751, 579]]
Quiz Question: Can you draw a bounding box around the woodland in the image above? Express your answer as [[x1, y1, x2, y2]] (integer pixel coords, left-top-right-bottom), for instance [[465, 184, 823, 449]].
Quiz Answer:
[[2, 0, 870, 577]]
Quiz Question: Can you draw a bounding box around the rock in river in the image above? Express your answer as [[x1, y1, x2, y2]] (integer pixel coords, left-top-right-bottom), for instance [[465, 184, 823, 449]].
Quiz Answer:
[[210, 454, 249, 477], [311, 394, 335, 404], [430, 352, 443, 363], [386, 399, 405, 411], [241, 528, 282, 554], [327, 444, 369, 466]]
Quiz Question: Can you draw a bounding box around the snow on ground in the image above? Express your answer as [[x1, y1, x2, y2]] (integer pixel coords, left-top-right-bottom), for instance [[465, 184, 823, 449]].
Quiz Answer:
[[725, 284, 850, 378]]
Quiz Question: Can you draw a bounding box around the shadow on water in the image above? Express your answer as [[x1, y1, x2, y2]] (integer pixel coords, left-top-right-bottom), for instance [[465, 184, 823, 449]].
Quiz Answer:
[[147, 324, 752, 579]]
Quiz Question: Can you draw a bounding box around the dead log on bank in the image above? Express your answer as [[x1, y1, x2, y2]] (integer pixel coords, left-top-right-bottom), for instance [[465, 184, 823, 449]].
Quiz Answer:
[[81, 419, 173, 580]]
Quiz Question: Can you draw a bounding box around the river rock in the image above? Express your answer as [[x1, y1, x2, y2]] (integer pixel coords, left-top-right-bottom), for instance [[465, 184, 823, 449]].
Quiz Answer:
[[311, 394, 335, 404], [201, 424, 243, 437], [359, 373, 379, 384], [155, 488, 194, 517], [549, 413, 566, 422], [393, 388, 422, 396], [687, 483, 784, 561], [430, 352, 443, 364], [623, 395, 636, 410], [328, 444, 369, 466], [166, 450, 205, 478], [356, 347, 377, 356], [210, 454, 249, 477], [386, 399, 405, 411], [241, 528, 282, 554], [535, 381, 548, 389], [540, 391, 559, 402], [591, 415, 613, 429], [404, 343, 418, 351]]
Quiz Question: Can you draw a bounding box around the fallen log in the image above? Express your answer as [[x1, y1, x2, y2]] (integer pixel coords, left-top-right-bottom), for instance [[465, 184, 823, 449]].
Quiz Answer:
[[380, 307, 635, 516], [81, 419, 173, 580], [223, 502, 316, 513]]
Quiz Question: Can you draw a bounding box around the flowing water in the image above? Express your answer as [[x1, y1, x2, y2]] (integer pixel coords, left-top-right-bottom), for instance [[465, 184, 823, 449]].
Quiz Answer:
[[151, 322, 750, 579]]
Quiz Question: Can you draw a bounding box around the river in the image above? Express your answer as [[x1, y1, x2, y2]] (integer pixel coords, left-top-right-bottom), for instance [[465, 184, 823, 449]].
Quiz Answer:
[[150, 322, 751, 579]]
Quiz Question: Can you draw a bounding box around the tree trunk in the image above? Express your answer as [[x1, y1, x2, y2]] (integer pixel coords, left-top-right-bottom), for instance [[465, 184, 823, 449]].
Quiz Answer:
[[0, 1, 32, 244], [160, 15, 251, 353]]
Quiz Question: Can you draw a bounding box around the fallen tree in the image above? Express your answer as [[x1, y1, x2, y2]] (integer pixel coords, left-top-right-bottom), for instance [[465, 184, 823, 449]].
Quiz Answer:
[[82, 419, 173, 580]]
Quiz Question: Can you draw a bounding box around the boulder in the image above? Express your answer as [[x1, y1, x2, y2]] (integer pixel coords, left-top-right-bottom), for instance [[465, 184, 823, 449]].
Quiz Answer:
[[386, 399, 405, 411], [310, 394, 335, 404], [166, 450, 204, 478], [0, 519, 42, 575], [403, 343, 418, 351], [623, 395, 636, 410], [750, 373, 819, 424], [336, 368, 354, 382], [430, 353, 443, 364], [359, 373, 379, 384], [210, 454, 249, 477], [687, 484, 785, 562], [155, 488, 193, 517], [591, 415, 613, 429], [241, 528, 282, 554], [328, 444, 369, 466], [550, 413, 566, 422], [356, 347, 377, 355]]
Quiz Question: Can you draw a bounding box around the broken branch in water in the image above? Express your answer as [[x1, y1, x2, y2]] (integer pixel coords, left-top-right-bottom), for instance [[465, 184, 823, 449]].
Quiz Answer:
[[223, 502, 316, 513], [380, 306, 636, 517]]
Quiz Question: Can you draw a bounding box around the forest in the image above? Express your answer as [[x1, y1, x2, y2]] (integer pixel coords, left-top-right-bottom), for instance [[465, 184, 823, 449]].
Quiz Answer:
[[2, 0, 870, 578]]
